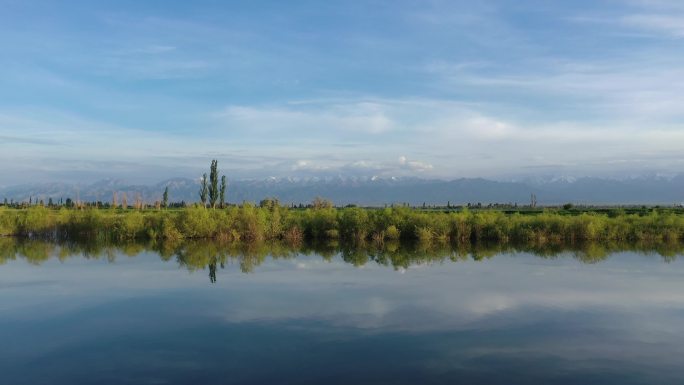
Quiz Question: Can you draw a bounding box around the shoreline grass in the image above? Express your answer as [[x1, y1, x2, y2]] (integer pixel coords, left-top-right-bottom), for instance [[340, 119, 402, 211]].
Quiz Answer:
[[1, 204, 684, 245]]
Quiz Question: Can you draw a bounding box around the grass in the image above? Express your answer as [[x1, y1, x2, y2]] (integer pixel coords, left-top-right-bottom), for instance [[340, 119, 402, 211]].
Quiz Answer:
[[1, 203, 684, 245]]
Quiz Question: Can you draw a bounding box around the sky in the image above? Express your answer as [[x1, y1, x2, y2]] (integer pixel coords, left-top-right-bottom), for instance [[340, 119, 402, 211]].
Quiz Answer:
[[1, 0, 683, 185]]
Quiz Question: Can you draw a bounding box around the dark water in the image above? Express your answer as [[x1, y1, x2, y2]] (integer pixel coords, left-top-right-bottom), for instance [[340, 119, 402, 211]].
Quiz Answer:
[[1, 241, 684, 384]]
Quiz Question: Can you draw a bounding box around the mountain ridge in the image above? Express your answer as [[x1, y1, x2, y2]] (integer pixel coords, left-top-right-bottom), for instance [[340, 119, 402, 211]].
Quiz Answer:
[[2, 175, 683, 206]]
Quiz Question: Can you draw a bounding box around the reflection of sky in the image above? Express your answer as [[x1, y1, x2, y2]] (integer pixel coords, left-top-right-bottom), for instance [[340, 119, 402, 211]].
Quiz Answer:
[[1, 251, 684, 384]]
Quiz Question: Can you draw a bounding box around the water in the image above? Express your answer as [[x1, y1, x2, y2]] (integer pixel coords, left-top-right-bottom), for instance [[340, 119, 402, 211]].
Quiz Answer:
[[1, 241, 684, 384]]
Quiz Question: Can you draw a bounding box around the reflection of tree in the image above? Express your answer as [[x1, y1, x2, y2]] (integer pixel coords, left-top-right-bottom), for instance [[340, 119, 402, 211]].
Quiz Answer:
[[19, 241, 53, 265], [0, 237, 18, 265], [208, 259, 217, 283], [0, 238, 682, 276]]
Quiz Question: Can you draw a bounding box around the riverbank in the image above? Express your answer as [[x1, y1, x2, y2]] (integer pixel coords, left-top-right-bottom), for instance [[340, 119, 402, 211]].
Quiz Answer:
[[1, 205, 683, 244]]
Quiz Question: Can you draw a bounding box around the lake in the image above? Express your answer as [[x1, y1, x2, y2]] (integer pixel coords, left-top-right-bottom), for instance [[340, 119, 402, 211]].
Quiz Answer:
[[1, 240, 683, 384]]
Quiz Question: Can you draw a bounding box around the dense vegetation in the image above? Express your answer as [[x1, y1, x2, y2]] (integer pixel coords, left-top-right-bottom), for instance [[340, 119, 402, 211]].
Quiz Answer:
[[1, 202, 684, 245]]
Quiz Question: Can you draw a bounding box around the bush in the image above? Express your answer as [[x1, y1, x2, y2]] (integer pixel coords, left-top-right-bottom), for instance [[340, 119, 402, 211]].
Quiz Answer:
[[415, 227, 433, 243], [115, 211, 144, 239], [19, 206, 54, 235], [385, 225, 400, 240], [0, 204, 682, 246], [161, 216, 183, 241], [0, 207, 17, 235], [324, 229, 340, 239], [180, 206, 215, 238]]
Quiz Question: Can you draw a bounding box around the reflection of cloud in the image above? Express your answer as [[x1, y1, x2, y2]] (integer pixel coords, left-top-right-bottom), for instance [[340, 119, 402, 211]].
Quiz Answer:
[[5, 248, 684, 359], [171, 253, 684, 334]]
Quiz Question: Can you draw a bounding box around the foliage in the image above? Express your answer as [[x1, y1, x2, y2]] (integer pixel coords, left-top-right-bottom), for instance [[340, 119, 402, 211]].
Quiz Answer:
[[209, 159, 219, 208], [0, 205, 683, 247], [162, 187, 169, 209], [220, 175, 227, 208], [198, 173, 208, 206]]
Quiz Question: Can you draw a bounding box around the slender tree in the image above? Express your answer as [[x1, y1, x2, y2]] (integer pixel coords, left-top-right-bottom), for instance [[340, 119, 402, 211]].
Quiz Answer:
[[312, 197, 333, 209], [219, 175, 227, 208], [208, 159, 219, 208], [135, 193, 142, 210], [199, 173, 208, 207], [163, 186, 169, 209]]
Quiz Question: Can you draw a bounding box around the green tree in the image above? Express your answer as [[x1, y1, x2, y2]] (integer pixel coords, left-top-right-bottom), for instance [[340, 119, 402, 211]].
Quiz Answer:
[[162, 186, 169, 209], [199, 173, 208, 207], [209, 160, 219, 208], [220, 175, 227, 208]]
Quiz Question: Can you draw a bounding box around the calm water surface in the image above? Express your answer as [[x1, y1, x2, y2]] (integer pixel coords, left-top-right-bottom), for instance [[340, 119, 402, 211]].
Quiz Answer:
[[1, 242, 683, 384]]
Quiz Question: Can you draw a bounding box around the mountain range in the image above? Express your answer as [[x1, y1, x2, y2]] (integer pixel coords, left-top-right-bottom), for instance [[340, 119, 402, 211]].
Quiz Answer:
[[1, 175, 683, 206]]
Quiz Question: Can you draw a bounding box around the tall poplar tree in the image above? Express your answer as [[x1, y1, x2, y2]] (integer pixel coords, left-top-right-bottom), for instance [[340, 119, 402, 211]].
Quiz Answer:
[[162, 186, 169, 208], [208, 159, 219, 208], [199, 173, 208, 206], [219, 175, 227, 208]]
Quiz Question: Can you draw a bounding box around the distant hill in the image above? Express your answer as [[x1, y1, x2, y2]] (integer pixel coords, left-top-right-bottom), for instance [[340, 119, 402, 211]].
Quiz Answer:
[[1, 175, 683, 206]]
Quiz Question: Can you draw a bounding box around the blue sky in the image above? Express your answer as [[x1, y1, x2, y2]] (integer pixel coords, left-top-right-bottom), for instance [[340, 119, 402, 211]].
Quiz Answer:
[[1, 0, 683, 184]]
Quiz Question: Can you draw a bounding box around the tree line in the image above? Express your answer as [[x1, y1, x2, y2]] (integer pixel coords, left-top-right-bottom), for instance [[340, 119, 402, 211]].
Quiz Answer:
[[2, 202, 684, 247]]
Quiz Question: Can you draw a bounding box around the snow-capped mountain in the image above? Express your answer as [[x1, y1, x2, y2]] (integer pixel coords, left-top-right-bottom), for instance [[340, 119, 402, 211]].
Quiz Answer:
[[1, 175, 683, 206]]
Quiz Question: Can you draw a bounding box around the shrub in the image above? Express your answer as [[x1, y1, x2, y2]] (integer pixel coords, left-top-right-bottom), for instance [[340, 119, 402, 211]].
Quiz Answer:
[[0, 207, 17, 235], [324, 229, 340, 239], [115, 211, 144, 239], [179, 206, 215, 238], [415, 227, 433, 243], [385, 225, 400, 240]]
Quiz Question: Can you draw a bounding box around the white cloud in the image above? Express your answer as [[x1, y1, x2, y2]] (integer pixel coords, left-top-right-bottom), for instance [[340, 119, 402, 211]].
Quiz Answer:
[[430, 56, 684, 124], [291, 160, 330, 172], [3, 91, 684, 184], [622, 14, 684, 37], [398, 156, 433, 172], [216, 102, 395, 137]]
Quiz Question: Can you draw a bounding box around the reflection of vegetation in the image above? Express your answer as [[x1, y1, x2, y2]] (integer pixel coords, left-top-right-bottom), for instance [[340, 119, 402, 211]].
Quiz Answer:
[[2, 206, 684, 246], [1, 238, 683, 283]]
